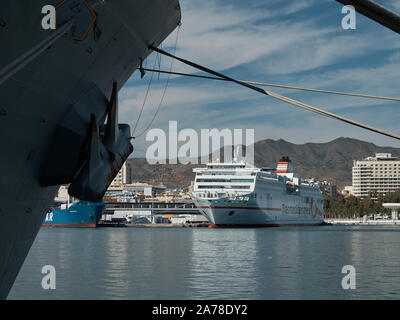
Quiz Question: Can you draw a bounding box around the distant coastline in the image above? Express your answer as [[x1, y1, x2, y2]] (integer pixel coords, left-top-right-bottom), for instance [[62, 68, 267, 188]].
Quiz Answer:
[[127, 137, 400, 190]]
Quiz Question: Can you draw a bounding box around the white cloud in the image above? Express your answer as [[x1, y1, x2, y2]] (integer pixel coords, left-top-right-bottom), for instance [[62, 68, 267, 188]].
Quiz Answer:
[[262, 34, 372, 75], [157, 0, 331, 74], [121, 0, 400, 156]]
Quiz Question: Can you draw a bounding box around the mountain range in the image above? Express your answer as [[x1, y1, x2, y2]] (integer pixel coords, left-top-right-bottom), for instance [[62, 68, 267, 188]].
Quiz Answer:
[[126, 137, 400, 190]]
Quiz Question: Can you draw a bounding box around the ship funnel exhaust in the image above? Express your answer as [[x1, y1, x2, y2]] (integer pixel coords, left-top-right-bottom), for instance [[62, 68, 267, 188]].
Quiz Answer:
[[276, 156, 293, 174]]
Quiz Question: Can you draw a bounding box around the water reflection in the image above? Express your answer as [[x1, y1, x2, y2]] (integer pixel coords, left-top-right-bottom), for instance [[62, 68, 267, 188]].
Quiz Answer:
[[8, 225, 400, 299], [98, 228, 195, 299], [188, 229, 258, 299]]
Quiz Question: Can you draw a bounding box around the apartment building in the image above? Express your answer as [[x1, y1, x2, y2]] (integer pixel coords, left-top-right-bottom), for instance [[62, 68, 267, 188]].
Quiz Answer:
[[352, 153, 400, 198]]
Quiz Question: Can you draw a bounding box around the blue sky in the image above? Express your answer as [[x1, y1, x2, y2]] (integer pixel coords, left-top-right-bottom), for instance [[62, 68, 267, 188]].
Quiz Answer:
[[119, 0, 400, 157]]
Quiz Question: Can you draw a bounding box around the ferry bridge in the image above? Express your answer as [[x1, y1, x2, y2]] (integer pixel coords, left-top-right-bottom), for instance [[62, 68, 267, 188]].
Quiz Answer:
[[104, 201, 202, 215]]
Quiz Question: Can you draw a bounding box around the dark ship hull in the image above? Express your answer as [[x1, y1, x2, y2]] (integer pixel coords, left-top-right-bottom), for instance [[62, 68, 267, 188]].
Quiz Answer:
[[0, 0, 181, 298]]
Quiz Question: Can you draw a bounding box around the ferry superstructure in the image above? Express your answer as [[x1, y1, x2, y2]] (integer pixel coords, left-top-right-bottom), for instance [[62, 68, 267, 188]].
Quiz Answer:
[[191, 157, 324, 227], [0, 0, 181, 298]]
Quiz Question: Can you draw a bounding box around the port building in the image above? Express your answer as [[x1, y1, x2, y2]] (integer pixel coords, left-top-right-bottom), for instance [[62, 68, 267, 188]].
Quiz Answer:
[[110, 162, 132, 186]]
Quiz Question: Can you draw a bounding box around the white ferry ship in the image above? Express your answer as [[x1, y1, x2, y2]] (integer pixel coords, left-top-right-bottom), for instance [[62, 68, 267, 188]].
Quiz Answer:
[[191, 157, 324, 227]]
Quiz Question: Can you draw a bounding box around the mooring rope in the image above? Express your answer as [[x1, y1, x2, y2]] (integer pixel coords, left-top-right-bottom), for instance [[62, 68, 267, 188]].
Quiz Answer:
[[139, 68, 400, 102], [148, 45, 400, 141], [134, 26, 181, 139]]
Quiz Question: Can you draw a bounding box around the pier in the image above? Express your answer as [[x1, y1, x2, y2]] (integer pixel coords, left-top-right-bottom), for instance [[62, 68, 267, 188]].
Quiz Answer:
[[324, 219, 400, 225], [101, 201, 208, 225]]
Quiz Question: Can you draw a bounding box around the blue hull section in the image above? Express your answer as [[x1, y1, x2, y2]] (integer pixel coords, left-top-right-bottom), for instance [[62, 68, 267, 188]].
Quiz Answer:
[[42, 201, 105, 227]]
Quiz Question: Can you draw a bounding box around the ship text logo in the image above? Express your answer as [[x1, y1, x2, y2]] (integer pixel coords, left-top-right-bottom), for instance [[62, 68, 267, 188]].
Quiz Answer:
[[45, 212, 54, 221], [282, 205, 310, 215]]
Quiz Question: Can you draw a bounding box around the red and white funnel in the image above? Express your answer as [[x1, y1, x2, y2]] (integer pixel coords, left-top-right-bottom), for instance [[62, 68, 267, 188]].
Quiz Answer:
[[276, 156, 294, 174]]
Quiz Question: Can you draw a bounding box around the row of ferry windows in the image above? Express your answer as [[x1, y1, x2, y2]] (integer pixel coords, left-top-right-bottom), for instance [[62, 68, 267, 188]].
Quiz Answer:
[[196, 173, 257, 176], [208, 165, 246, 169], [196, 179, 254, 183], [197, 185, 250, 189]]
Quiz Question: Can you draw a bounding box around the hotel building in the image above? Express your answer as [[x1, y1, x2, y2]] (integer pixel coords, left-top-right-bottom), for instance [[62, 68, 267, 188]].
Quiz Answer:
[[110, 161, 132, 187], [352, 153, 400, 198]]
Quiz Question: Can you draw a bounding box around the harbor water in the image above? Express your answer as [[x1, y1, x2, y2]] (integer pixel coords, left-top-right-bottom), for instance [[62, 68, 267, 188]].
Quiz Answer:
[[8, 225, 400, 300]]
